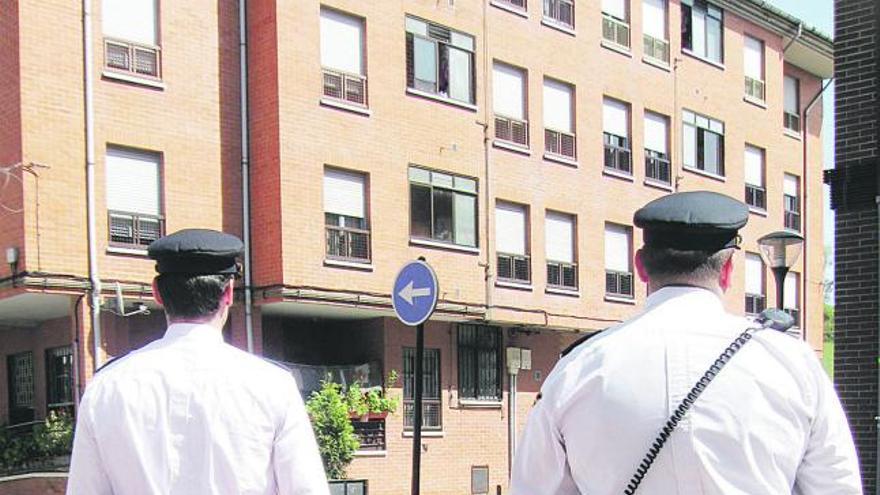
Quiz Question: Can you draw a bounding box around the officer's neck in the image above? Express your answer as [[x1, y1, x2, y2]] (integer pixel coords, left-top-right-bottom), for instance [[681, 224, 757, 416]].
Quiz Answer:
[[166, 307, 229, 332], [648, 280, 723, 297]]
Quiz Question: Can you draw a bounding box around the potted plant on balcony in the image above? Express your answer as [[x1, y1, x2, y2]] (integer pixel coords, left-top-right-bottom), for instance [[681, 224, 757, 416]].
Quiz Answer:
[[346, 370, 399, 421]]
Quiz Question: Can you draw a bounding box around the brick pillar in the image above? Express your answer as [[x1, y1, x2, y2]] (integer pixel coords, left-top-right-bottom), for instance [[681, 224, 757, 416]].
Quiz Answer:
[[227, 303, 262, 354]]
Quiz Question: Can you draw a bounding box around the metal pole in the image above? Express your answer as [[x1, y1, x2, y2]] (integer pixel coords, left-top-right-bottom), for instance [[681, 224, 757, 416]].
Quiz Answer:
[[411, 322, 424, 495], [508, 372, 517, 473], [772, 266, 788, 310]]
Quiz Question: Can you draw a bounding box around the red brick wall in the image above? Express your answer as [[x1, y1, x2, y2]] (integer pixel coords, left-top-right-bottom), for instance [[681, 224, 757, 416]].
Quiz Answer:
[[0, 0, 22, 281]]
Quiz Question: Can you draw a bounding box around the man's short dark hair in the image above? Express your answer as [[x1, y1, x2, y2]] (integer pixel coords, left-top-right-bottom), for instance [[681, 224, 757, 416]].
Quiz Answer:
[[155, 273, 232, 319], [639, 246, 734, 285]]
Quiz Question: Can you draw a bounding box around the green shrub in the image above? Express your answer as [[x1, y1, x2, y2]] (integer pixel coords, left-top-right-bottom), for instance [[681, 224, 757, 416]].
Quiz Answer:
[[306, 381, 360, 480]]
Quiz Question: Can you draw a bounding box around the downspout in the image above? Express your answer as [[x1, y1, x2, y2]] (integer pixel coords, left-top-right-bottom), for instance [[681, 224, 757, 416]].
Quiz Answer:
[[480, 0, 493, 323], [239, 0, 254, 353], [782, 22, 802, 54], [83, 0, 102, 370]]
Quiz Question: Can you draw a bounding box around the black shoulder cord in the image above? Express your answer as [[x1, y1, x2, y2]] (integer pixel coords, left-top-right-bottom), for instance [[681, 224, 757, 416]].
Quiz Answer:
[[622, 323, 765, 495]]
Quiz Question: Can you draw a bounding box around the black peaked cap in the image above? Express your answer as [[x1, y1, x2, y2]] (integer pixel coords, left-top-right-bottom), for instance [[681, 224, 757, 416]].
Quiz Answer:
[[147, 229, 244, 275], [633, 191, 749, 252]]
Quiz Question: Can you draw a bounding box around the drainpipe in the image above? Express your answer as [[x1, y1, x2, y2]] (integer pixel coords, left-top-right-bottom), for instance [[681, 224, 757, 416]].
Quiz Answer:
[[782, 22, 802, 54], [239, 0, 254, 353], [480, 0, 493, 321], [83, 0, 102, 370]]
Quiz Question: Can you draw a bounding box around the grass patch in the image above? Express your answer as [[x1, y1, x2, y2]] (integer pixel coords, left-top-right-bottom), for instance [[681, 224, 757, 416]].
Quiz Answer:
[[822, 340, 834, 378]]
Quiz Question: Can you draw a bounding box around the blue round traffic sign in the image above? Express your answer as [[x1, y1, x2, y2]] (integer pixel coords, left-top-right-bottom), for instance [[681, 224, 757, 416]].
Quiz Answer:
[[392, 261, 439, 326]]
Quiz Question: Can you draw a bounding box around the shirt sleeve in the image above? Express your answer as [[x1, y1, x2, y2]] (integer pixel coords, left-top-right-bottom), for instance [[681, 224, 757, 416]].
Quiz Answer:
[[273, 385, 331, 495], [510, 398, 579, 495], [66, 393, 113, 495]]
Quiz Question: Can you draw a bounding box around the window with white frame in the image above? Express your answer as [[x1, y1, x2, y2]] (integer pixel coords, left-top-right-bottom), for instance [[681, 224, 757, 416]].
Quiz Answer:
[[682, 110, 725, 177], [744, 145, 766, 210], [784, 272, 800, 327], [406, 16, 475, 105], [493, 63, 528, 148], [543, 0, 575, 30], [320, 8, 367, 107], [543, 78, 576, 160], [324, 168, 370, 263], [745, 252, 765, 315], [643, 0, 669, 63], [602, 0, 630, 49], [106, 147, 163, 248], [644, 112, 671, 185], [743, 36, 765, 101], [603, 98, 632, 175], [496, 202, 530, 284], [409, 166, 478, 248], [681, 0, 723, 64], [546, 211, 577, 290], [7, 352, 34, 424], [784, 173, 801, 232], [605, 224, 633, 298], [784, 75, 801, 133], [102, 0, 160, 78]]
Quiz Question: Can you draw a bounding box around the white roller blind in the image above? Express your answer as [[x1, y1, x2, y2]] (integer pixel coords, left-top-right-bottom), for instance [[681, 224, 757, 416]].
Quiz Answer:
[[643, 0, 667, 39], [106, 148, 160, 215], [324, 168, 365, 218], [604, 224, 630, 272], [743, 36, 763, 79], [784, 174, 799, 197], [103, 0, 157, 45], [683, 123, 696, 167], [745, 253, 763, 295], [784, 76, 799, 113], [496, 203, 526, 255], [543, 79, 573, 132], [602, 0, 627, 20], [644, 112, 668, 154], [603, 98, 629, 138], [744, 145, 764, 186], [545, 212, 574, 263], [320, 9, 364, 75], [784, 272, 798, 309], [493, 63, 525, 120]]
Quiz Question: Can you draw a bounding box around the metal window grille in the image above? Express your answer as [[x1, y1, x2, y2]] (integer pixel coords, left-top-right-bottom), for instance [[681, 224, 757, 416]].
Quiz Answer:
[[604, 133, 632, 174], [457, 325, 501, 401], [783, 112, 801, 133], [322, 68, 368, 107], [744, 76, 766, 101], [351, 419, 385, 451], [104, 38, 161, 78], [605, 270, 634, 298], [783, 308, 800, 328], [46, 346, 74, 410], [8, 352, 35, 424], [543, 0, 574, 28], [329, 480, 368, 495], [547, 261, 577, 289], [745, 293, 766, 315], [602, 13, 631, 48], [643, 34, 669, 63], [784, 195, 801, 231], [403, 348, 442, 430], [495, 115, 529, 147], [497, 253, 531, 284], [109, 210, 164, 247], [645, 150, 671, 184], [545, 128, 576, 159], [745, 184, 766, 210], [326, 225, 371, 262]]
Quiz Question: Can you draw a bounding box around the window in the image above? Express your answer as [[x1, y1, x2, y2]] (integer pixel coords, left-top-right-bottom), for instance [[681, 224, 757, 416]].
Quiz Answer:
[[493, 63, 528, 148], [106, 147, 163, 248], [458, 325, 501, 401], [409, 166, 478, 248], [682, 110, 725, 177], [7, 352, 34, 424], [546, 212, 577, 290], [643, 0, 669, 63], [784, 174, 801, 231], [745, 253, 765, 315], [102, 0, 160, 78], [320, 8, 367, 107], [324, 168, 370, 263], [605, 224, 633, 298], [495, 0, 527, 13], [543, 78, 576, 160], [784, 272, 800, 328], [603, 98, 631, 175], [681, 0, 723, 64], [644, 112, 671, 185], [496, 202, 530, 284], [406, 16, 475, 105], [46, 346, 74, 416], [543, 0, 574, 29], [743, 36, 765, 101], [403, 348, 442, 430], [744, 145, 766, 210], [602, 0, 630, 49], [784, 75, 801, 133]]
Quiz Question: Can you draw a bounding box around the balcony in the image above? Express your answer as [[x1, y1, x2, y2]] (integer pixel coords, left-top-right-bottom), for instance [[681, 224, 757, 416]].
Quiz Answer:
[[495, 115, 529, 148], [547, 261, 577, 290], [323, 68, 368, 108], [745, 76, 766, 102], [745, 185, 766, 210], [643, 34, 669, 64], [108, 211, 163, 247], [645, 151, 671, 185], [326, 225, 371, 263], [543, 0, 574, 29], [545, 128, 576, 161], [784, 112, 801, 133], [604, 133, 632, 175], [351, 418, 386, 451], [602, 14, 630, 49], [104, 38, 161, 79], [497, 253, 531, 284], [745, 293, 766, 315], [605, 270, 634, 298], [403, 399, 442, 431]]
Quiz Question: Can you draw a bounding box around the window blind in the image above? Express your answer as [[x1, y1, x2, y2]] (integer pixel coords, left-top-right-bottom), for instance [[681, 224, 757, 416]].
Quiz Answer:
[[604, 224, 630, 272], [496, 203, 526, 255], [784, 174, 799, 197], [784, 272, 798, 309], [603, 98, 629, 138], [745, 253, 763, 295], [324, 168, 366, 218], [320, 8, 364, 75], [743, 36, 763, 79], [602, 0, 627, 20], [493, 63, 525, 120], [545, 212, 574, 263], [744, 145, 764, 187], [643, 0, 666, 39], [106, 147, 160, 215], [543, 79, 573, 132], [644, 112, 668, 154], [103, 0, 157, 45], [784, 76, 799, 114]]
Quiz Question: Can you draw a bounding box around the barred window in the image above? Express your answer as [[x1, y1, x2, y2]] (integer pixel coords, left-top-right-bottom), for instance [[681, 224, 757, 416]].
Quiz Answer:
[[457, 325, 501, 401], [403, 348, 442, 430], [46, 346, 74, 415], [7, 352, 35, 424]]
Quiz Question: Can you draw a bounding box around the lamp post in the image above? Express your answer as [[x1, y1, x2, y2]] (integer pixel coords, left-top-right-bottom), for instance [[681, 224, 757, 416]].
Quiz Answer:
[[757, 231, 805, 310]]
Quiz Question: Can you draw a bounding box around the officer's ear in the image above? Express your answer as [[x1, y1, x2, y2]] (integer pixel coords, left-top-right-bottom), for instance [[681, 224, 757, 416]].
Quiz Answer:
[[152, 278, 165, 308], [635, 249, 650, 284], [718, 254, 734, 292], [221, 279, 235, 308]]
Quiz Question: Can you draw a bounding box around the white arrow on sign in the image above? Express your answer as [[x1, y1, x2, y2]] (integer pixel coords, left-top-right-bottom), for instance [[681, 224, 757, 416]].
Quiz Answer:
[[398, 280, 432, 305]]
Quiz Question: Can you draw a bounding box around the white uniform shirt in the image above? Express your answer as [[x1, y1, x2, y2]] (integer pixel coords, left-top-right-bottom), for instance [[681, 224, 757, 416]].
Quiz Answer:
[[67, 323, 330, 495], [511, 287, 861, 495]]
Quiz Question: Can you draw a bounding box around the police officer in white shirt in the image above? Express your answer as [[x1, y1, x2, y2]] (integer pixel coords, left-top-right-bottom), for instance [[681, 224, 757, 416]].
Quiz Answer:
[[67, 229, 329, 495], [511, 191, 861, 494]]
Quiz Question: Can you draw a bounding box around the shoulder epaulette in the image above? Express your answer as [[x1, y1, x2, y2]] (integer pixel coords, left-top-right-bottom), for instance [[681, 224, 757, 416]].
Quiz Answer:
[[560, 329, 605, 358]]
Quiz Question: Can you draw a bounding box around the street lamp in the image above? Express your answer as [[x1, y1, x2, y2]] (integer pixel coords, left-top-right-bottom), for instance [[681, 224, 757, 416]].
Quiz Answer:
[[757, 231, 805, 309]]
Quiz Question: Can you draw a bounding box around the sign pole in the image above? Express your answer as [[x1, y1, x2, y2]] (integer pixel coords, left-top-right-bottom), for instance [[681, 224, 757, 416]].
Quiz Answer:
[[411, 322, 424, 495]]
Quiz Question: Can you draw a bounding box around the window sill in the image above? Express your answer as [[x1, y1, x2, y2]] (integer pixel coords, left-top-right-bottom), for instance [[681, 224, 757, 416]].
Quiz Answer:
[[541, 18, 576, 37], [681, 49, 725, 71], [403, 430, 445, 438], [493, 140, 531, 156], [682, 166, 726, 183], [354, 450, 387, 457], [458, 399, 503, 409], [600, 39, 633, 58], [743, 95, 767, 109], [546, 286, 580, 297], [603, 168, 635, 182], [748, 206, 768, 217], [495, 280, 533, 291], [324, 259, 374, 271], [410, 237, 480, 254], [102, 70, 166, 90], [543, 152, 578, 168], [644, 179, 674, 192], [605, 294, 636, 305], [106, 246, 149, 256], [783, 129, 803, 141], [405, 88, 478, 112], [642, 55, 671, 72], [490, 0, 529, 18], [320, 97, 372, 117]]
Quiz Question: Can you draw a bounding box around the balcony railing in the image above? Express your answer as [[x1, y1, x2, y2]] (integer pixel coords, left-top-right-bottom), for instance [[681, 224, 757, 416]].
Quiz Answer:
[[605, 270, 634, 298], [643, 34, 669, 64], [547, 261, 577, 290], [784, 112, 801, 133], [545, 128, 576, 160], [351, 418, 385, 451], [602, 14, 630, 49], [604, 133, 632, 175], [403, 399, 442, 430], [495, 115, 529, 148], [497, 253, 531, 284], [104, 38, 161, 79], [745, 293, 766, 315], [543, 0, 574, 28], [323, 68, 368, 107], [745, 76, 766, 101], [108, 211, 163, 247], [745, 184, 766, 210], [645, 152, 671, 185], [326, 225, 371, 263]]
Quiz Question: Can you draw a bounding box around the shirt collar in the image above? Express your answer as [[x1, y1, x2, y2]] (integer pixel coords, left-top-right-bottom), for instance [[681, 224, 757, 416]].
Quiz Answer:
[[163, 323, 224, 344], [644, 285, 724, 313]]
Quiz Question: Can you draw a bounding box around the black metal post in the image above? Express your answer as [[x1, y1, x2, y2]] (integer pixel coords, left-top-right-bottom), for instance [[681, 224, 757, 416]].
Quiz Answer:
[[411, 322, 424, 495], [772, 266, 788, 310]]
